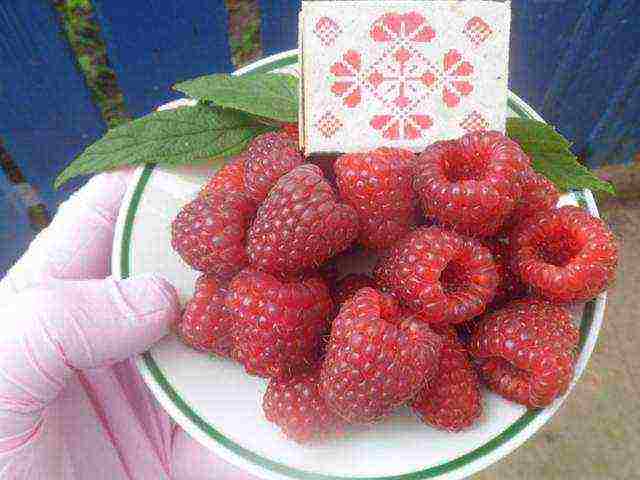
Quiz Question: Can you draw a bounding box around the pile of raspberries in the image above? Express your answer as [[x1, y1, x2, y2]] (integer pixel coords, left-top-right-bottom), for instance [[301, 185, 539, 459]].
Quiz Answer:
[[171, 128, 618, 443]]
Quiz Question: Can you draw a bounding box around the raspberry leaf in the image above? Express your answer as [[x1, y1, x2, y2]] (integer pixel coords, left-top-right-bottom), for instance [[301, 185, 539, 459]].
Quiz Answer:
[[55, 104, 274, 188], [506, 118, 615, 194], [174, 73, 298, 122]]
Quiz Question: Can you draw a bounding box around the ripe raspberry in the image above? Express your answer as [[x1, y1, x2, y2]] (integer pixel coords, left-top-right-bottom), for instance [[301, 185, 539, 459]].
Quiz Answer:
[[225, 268, 333, 378], [469, 299, 579, 407], [200, 155, 246, 198], [307, 154, 337, 185], [413, 131, 529, 237], [263, 368, 345, 442], [178, 274, 233, 356], [280, 122, 299, 140], [171, 195, 250, 278], [374, 226, 498, 325], [335, 148, 418, 249], [412, 328, 482, 431], [332, 274, 377, 306], [320, 288, 442, 423], [243, 131, 304, 203], [503, 168, 559, 231], [510, 206, 618, 303], [247, 164, 359, 276], [484, 238, 526, 308]]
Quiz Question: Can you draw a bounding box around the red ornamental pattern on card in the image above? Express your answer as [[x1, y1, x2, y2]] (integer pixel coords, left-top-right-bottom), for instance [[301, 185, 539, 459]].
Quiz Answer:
[[326, 12, 491, 140]]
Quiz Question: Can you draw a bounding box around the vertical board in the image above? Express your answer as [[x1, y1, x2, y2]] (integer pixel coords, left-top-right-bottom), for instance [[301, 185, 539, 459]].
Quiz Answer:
[[259, 0, 301, 55], [541, 0, 639, 165], [0, 1, 106, 210], [0, 171, 35, 276], [93, 0, 234, 118]]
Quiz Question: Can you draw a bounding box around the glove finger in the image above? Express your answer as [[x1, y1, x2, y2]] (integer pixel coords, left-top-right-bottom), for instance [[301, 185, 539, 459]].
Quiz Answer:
[[0, 274, 178, 449], [1, 168, 132, 296]]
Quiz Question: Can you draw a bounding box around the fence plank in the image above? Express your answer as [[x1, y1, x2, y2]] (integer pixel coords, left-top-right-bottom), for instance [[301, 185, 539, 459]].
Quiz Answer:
[[259, 0, 301, 55], [0, 0, 106, 209], [93, 0, 234, 118]]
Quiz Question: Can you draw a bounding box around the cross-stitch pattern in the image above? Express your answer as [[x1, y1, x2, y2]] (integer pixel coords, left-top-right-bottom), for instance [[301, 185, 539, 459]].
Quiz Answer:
[[301, 1, 511, 154]]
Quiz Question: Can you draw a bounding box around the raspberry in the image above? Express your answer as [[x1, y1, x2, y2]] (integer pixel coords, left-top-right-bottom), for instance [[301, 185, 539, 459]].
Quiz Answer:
[[413, 131, 529, 237], [412, 328, 482, 431], [225, 268, 333, 378], [374, 226, 498, 325], [171, 195, 250, 278], [332, 274, 377, 306], [510, 206, 618, 303], [320, 288, 442, 423], [484, 238, 526, 308], [178, 274, 233, 356], [263, 368, 345, 442], [280, 122, 299, 140], [335, 148, 417, 249], [307, 154, 338, 185], [243, 131, 304, 203], [247, 164, 359, 276], [469, 299, 579, 407], [503, 169, 559, 231]]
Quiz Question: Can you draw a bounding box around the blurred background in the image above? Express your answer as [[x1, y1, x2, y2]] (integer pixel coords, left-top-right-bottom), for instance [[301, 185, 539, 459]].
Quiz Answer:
[[0, 1, 638, 478]]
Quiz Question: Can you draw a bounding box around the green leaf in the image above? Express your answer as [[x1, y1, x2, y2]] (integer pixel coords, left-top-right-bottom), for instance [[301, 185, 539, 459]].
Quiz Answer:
[[173, 73, 299, 122], [55, 104, 273, 188], [506, 118, 615, 195]]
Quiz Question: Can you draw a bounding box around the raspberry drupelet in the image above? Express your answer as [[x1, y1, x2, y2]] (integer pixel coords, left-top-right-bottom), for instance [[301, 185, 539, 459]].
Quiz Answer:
[[374, 226, 498, 325], [413, 131, 529, 238], [469, 298, 580, 408], [335, 148, 418, 249], [510, 205, 618, 303]]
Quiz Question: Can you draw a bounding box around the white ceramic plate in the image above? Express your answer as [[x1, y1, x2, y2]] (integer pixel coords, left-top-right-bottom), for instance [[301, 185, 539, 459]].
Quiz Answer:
[[112, 50, 606, 480]]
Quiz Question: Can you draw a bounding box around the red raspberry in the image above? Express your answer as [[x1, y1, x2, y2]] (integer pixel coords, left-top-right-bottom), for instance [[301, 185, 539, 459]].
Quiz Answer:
[[484, 238, 526, 308], [510, 206, 618, 303], [280, 122, 299, 140], [171, 195, 250, 279], [332, 274, 377, 306], [374, 226, 498, 325], [503, 168, 559, 231], [307, 154, 337, 185], [247, 165, 359, 276], [335, 148, 417, 249], [320, 288, 442, 423], [469, 299, 579, 407], [225, 268, 333, 378], [178, 274, 233, 356], [243, 131, 304, 203], [263, 368, 345, 443], [412, 328, 482, 431], [413, 131, 529, 237]]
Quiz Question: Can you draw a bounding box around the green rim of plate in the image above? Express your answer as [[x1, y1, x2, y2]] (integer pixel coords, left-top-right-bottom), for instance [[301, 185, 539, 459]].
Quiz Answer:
[[121, 53, 596, 480]]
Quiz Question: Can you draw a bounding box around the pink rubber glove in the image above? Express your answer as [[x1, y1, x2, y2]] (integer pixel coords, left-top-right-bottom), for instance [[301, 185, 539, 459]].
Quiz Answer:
[[0, 167, 257, 479]]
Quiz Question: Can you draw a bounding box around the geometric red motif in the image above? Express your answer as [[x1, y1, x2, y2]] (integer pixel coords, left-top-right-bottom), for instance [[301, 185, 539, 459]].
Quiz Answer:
[[316, 111, 343, 138], [314, 16, 342, 47], [441, 49, 474, 108], [464, 16, 493, 46], [460, 110, 490, 133]]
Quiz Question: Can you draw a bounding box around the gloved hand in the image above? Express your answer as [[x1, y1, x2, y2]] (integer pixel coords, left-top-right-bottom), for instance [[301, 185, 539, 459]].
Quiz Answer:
[[0, 163, 257, 478]]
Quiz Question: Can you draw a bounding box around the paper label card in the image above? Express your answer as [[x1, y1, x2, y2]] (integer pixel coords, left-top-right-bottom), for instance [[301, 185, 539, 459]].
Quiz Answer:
[[300, 1, 511, 154]]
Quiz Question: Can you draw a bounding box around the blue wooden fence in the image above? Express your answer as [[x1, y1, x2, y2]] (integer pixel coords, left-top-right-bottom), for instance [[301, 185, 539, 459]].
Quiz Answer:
[[0, 0, 638, 276]]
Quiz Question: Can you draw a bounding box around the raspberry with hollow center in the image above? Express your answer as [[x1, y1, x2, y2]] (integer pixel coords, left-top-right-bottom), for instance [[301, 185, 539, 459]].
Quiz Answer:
[[246, 164, 359, 276], [225, 268, 333, 379], [171, 194, 251, 279], [335, 148, 418, 249], [374, 226, 498, 324], [243, 131, 304, 203], [178, 274, 233, 356], [510, 205, 618, 303], [263, 368, 345, 443], [320, 288, 442, 423], [412, 328, 482, 431], [469, 298, 579, 408], [413, 131, 529, 238]]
